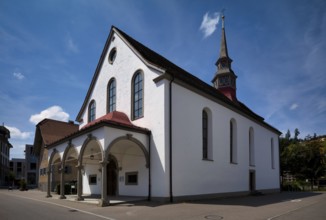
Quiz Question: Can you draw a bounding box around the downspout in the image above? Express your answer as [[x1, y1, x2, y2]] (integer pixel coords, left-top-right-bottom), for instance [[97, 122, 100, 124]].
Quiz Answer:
[[278, 136, 282, 192], [148, 131, 151, 201], [169, 75, 175, 203]]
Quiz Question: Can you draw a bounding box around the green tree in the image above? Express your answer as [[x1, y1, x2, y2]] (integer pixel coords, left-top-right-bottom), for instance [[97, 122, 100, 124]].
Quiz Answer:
[[285, 129, 291, 141], [294, 128, 300, 142], [301, 140, 326, 189], [282, 139, 326, 190]]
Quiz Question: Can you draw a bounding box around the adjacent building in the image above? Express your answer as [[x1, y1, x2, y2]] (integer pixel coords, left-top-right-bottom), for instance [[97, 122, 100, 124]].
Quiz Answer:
[[44, 18, 281, 206], [0, 125, 12, 187], [33, 119, 79, 191], [9, 158, 25, 182], [24, 144, 38, 188]]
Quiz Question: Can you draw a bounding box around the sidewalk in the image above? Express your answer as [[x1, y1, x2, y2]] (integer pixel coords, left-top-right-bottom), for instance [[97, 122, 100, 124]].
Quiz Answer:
[[5, 189, 147, 205], [2, 189, 326, 220]]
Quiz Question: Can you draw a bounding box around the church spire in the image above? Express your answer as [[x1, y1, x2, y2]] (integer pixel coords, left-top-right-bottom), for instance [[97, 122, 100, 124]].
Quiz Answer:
[[212, 15, 238, 101], [218, 15, 229, 61]]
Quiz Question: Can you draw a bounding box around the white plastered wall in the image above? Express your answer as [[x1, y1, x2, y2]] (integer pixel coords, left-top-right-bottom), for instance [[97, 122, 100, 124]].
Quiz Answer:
[[171, 83, 280, 197], [77, 31, 169, 198]]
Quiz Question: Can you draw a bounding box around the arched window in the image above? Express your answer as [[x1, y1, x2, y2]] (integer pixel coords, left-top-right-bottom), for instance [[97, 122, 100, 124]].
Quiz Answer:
[[249, 127, 255, 166], [131, 71, 143, 120], [88, 100, 96, 122], [202, 110, 208, 159], [202, 108, 212, 160], [271, 138, 275, 169], [107, 78, 116, 113], [230, 119, 237, 164]]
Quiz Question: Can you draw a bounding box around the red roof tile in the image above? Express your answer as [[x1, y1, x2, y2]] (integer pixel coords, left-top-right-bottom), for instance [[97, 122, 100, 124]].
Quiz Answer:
[[81, 111, 143, 131], [37, 119, 79, 145]]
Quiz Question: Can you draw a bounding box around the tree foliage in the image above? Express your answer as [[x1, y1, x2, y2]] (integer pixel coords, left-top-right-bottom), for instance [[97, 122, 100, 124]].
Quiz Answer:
[[280, 128, 326, 189]]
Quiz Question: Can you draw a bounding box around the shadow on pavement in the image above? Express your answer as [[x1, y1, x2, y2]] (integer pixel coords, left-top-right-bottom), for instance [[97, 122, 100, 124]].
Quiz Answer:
[[182, 192, 323, 207], [115, 192, 323, 208]]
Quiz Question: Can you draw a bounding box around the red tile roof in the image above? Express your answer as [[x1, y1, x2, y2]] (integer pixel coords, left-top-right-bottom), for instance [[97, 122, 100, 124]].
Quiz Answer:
[[48, 111, 150, 148], [37, 119, 79, 145], [81, 111, 146, 131]]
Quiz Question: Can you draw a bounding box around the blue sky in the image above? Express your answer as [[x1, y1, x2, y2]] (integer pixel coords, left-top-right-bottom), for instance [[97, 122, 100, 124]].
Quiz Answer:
[[1, 0, 325, 158]]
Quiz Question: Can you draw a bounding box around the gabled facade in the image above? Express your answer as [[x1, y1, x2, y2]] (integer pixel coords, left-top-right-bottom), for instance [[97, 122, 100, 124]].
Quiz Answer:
[[33, 119, 79, 191], [45, 20, 281, 206]]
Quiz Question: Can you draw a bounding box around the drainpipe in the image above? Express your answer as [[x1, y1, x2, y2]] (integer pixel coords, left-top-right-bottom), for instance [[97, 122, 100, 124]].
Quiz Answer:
[[148, 132, 151, 201], [169, 75, 175, 203]]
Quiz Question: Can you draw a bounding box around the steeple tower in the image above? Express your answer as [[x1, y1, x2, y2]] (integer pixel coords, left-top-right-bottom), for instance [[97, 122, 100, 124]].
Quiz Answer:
[[212, 15, 238, 101]]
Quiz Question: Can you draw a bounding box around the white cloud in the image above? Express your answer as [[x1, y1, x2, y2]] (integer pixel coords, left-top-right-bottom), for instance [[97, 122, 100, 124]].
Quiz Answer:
[[290, 103, 299, 110], [66, 33, 79, 53], [6, 126, 32, 140], [13, 72, 25, 80], [29, 105, 70, 125], [200, 12, 221, 38]]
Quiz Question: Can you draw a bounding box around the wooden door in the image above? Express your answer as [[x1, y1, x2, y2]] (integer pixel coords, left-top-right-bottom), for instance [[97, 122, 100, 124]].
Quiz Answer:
[[107, 160, 117, 196]]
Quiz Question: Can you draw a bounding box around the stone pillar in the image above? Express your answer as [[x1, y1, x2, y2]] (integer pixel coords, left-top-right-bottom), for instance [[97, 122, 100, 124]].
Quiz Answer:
[[99, 161, 109, 207], [59, 166, 66, 199], [76, 164, 84, 201], [46, 169, 52, 198]]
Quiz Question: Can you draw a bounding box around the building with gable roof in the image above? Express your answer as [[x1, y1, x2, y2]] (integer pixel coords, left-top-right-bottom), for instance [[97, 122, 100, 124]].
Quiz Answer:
[[33, 119, 79, 191], [45, 18, 281, 206]]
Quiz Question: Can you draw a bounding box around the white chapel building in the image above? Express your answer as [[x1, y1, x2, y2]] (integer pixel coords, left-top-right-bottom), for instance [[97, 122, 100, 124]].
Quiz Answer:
[[45, 17, 281, 206]]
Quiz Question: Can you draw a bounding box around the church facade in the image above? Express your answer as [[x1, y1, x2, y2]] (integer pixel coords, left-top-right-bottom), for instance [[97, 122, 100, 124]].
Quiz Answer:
[[45, 18, 281, 206]]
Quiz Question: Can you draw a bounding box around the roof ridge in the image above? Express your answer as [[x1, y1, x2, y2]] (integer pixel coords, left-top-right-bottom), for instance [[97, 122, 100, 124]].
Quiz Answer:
[[37, 118, 76, 126], [113, 26, 191, 74]]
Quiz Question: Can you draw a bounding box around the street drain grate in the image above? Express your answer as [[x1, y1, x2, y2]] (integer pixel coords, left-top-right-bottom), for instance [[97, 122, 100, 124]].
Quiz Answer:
[[204, 215, 223, 220], [69, 209, 78, 212]]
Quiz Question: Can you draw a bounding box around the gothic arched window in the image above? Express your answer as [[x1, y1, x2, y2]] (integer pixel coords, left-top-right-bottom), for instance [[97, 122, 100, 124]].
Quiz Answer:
[[230, 119, 237, 163], [249, 127, 255, 166], [107, 78, 116, 113], [131, 71, 143, 120], [88, 100, 96, 122]]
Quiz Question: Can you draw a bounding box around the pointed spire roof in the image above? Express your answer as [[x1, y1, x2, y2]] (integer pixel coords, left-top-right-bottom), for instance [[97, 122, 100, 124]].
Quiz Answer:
[[212, 15, 238, 102], [216, 15, 232, 66], [219, 16, 229, 59]]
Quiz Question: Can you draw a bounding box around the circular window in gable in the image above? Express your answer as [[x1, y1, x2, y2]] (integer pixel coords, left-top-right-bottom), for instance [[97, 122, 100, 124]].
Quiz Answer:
[[108, 48, 117, 64]]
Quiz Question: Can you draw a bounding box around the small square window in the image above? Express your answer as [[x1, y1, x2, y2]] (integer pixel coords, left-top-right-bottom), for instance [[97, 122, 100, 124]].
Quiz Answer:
[[89, 174, 97, 185], [125, 172, 138, 185], [30, 163, 36, 170]]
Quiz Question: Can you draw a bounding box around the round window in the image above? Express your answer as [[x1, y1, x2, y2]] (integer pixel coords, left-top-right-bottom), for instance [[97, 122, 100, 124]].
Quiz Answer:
[[108, 48, 117, 64]]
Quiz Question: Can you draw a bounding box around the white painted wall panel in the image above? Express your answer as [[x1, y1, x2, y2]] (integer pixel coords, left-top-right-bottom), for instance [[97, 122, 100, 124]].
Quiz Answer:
[[171, 83, 280, 196]]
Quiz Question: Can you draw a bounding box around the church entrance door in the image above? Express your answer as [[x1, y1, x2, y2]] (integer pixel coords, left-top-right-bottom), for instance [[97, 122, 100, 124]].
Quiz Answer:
[[107, 157, 117, 196], [249, 170, 255, 192]]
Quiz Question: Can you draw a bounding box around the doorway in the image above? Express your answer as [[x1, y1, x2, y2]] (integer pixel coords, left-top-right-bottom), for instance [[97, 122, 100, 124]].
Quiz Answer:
[[107, 156, 118, 196], [249, 170, 256, 192]]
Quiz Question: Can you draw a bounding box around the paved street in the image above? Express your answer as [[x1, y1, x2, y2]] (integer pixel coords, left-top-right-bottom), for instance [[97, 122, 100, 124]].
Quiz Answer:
[[0, 190, 325, 220]]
